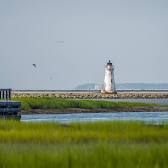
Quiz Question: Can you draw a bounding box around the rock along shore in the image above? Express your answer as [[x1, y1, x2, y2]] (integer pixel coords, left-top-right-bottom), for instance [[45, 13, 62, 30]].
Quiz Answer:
[[12, 91, 168, 99]]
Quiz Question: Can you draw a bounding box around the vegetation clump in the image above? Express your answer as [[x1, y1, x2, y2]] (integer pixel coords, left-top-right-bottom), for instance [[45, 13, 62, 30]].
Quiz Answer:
[[13, 97, 155, 111]]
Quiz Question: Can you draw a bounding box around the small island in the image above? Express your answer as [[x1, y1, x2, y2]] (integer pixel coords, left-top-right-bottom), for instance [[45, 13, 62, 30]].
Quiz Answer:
[[13, 97, 168, 114]]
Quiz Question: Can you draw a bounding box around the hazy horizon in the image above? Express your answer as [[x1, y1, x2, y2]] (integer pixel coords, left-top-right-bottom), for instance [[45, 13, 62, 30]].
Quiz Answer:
[[1, 0, 168, 89]]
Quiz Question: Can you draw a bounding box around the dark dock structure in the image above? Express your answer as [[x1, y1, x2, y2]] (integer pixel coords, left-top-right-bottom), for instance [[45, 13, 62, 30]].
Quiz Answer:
[[0, 89, 21, 120]]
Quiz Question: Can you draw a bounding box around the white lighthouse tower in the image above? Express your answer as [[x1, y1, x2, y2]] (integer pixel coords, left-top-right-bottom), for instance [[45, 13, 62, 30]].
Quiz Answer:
[[102, 60, 116, 93]]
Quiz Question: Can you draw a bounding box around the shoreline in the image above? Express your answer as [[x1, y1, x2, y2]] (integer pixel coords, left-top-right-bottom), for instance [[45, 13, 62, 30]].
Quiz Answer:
[[21, 106, 168, 115], [13, 91, 168, 99]]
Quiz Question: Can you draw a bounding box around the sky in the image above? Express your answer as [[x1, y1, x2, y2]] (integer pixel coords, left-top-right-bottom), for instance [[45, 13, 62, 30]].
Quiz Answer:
[[0, 0, 168, 89]]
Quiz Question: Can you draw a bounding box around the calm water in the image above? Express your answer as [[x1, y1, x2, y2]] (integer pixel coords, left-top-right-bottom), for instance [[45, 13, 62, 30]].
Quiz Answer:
[[21, 111, 168, 124]]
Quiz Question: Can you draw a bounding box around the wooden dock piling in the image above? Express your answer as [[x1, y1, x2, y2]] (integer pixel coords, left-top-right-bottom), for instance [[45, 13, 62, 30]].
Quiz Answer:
[[0, 89, 21, 120], [0, 89, 11, 100]]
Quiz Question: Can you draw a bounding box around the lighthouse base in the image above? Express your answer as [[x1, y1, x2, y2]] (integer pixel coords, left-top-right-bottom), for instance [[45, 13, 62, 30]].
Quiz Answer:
[[101, 89, 117, 94]]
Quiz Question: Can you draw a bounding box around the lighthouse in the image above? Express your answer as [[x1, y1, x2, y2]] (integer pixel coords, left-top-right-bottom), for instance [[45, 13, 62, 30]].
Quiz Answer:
[[102, 60, 116, 93]]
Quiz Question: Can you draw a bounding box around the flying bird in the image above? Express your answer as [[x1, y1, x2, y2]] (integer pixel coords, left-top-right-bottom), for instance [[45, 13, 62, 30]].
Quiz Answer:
[[32, 64, 37, 68]]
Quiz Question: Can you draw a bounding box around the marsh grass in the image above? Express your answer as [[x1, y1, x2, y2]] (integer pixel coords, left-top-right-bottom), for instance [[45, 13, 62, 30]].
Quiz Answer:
[[0, 120, 168, 167], [13, 97, 155, 110]]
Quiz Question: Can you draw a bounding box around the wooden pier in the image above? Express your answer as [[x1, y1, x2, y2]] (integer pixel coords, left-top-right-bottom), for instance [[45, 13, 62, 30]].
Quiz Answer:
[[0, 89, 21, 120]]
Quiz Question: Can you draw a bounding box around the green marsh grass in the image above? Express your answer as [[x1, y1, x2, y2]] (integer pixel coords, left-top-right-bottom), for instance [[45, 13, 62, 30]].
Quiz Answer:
[[13, 97, 155, 110], [0, 120, 168, 167]]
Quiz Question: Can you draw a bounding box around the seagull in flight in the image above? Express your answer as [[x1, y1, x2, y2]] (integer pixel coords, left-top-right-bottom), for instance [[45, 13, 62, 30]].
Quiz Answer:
[[32, 64, 37, 68]]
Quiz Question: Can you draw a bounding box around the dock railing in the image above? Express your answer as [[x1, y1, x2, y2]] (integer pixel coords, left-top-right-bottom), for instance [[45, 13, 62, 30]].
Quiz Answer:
[[0, 89, 12, 100]]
